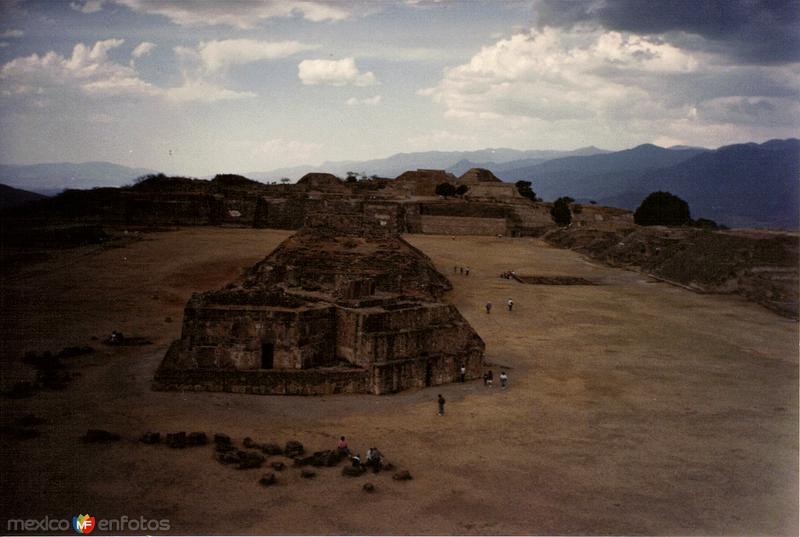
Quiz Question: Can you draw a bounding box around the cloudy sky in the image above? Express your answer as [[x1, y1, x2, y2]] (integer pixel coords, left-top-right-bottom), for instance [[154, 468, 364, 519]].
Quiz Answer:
[[0, 0, 797, 176]]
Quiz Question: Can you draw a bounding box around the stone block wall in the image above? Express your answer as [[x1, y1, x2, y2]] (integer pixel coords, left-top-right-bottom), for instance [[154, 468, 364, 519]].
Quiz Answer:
[[369, 347, 483, 394], [123, 192, 223, 225], [220, 196, 259, 225], [155, 342, 370, 395], [465, 183, 520, 199], [362, 202, 403, 238], [177, 303, 337, 370], [403, 203, 423, 233], [420, 215, 508, 235], [334, 303, 484, 369], [253, 197, 306, 229]]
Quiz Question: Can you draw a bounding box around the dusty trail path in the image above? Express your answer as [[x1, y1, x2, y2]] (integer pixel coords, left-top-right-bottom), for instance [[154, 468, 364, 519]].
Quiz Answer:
[[2, 229, 797, 535]]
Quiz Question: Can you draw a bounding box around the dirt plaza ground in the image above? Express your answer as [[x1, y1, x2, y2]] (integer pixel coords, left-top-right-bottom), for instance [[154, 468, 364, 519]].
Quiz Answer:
[[2, 227, 797, 535]]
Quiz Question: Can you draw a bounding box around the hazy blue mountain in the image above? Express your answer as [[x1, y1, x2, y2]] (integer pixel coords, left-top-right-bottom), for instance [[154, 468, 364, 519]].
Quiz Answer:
[[0, 183, 49, 210], [447, 157, 552, 177], [499, 139, 796, 229], [251, 146, 610, 180], [501, 144, 708, 184], [0, 162, 157, 195], [628, 139, 800, 229]]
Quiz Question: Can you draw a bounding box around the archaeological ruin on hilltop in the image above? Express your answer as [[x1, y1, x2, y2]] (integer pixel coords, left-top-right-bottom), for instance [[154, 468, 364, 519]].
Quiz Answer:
[[36, 166, 632, 237], [154, 199, 486, 395]]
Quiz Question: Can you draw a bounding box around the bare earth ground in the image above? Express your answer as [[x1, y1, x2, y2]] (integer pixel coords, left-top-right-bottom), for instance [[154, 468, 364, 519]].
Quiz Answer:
[[1, 227, 797, 535]]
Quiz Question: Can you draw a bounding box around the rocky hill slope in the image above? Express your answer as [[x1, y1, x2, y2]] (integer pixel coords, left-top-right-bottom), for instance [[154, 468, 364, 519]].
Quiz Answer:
[[544, 225, 799, 319]]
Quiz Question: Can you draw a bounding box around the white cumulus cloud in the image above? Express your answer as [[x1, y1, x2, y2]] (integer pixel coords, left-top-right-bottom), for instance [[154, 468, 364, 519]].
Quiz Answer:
[[113, 0, 350, 28], [180, 39, 318, 73], [298, 57, 377, 86], [0, 39, 260, 104], [0, 38, 160, 97], [419, 28, 700, 123], [131, 41, 156, 59], [70, 0, 104, 13], [163, 78, 256, 103]]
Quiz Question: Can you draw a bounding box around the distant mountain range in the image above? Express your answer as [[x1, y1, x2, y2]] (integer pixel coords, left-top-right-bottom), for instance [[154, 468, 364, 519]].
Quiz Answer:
[[247, 146, 610, 180], [0, 162, 156, 196], [0, 139, 796, 229], [495, 139, 798, 229]]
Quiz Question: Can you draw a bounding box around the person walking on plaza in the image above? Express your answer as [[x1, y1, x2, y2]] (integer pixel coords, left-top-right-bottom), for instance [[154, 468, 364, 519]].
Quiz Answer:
[[437, 394, 446, 416], [507, 298, 514, 311], [500, 371, 508, 389], [485, 302, 492, 314], [460, 365, 466, 383]]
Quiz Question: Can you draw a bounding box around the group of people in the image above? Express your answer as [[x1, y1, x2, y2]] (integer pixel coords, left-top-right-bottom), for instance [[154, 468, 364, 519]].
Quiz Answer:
[[485, 299, 514, 313], [438, 369, 510, 415], [338, 436, 384, 472], [499, 270, 517, 279], [482, 370, 509, 388], [453, 266, 471, 276]]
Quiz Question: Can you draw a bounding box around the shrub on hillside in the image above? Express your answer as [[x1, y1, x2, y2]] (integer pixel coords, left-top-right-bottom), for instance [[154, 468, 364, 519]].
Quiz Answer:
[[634, 191, 690, 226], [550, 197, 572, 226], [515, 180, 539, 202], [435, 182, 456, 197]]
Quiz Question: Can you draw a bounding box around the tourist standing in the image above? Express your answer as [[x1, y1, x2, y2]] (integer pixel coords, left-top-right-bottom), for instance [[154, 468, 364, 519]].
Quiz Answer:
[[487, 370, 494, 387], [507, 298, 514, 311], [437, 394, 446, 416], [460, 365, 466, 383], [338, 436, 350, 456], [485, 302, 492, 314], [500, 371, 508, 389]]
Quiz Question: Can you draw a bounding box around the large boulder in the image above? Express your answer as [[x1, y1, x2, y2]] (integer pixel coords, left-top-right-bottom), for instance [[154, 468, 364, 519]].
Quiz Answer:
[[139, 432, 161, 444], [186, 432, 208, 446], [259, 473, 277, 487], [81, 429, 121, 443], [213, 433, 231, 445], [261, 443, 283, 456], [166, 432, 187, 449], [284, 440, 304, 458], [392, 470, 413, 481], [236, 451, 265, 470], [342, 465, 366, 477]]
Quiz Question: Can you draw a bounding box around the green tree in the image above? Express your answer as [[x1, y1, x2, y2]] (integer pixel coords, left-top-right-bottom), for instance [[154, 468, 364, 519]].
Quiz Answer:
[[550, 197, 572, 226], [634, 191, 691, 226], [435, 182, 457, 197], [515, 180, 538, 202]]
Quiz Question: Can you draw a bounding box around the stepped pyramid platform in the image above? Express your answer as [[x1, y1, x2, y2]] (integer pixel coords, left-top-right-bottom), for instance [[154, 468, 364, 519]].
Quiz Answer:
[[154, 201, 485, 395]]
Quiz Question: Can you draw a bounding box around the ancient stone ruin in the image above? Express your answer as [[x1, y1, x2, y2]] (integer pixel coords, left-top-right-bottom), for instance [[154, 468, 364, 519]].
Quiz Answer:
[[154, 200, 485, 395]]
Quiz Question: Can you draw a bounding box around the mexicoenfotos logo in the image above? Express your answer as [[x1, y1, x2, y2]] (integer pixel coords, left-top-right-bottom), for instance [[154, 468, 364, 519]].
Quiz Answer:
[[6, 514, 170, 533], [73, 514, 95, 534]]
